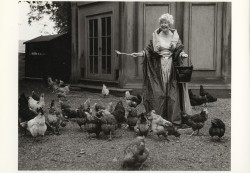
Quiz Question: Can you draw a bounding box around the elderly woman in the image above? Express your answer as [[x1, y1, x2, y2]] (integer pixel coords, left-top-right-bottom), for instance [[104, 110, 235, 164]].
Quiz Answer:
[[131, 13, 192, 125]]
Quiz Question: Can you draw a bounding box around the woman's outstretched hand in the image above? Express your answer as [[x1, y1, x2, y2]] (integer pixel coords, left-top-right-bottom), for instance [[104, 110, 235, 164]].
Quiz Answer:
[[131, 52, 144, 58]]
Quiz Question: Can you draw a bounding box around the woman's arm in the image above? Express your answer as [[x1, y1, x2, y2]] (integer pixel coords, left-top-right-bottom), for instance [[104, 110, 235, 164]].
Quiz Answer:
[[131, 50, 145, 58]]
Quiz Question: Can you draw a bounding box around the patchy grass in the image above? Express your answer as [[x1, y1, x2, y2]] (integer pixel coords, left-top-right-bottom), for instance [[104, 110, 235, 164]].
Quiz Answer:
[[18, 80, 231, 171]]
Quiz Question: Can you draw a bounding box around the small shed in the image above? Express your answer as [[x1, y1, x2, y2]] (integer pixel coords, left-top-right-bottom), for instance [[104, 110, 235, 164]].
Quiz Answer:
[[23, 33, 71, 81]]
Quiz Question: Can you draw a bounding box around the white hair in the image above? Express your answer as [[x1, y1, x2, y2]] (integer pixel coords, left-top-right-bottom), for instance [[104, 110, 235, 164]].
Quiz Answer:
[[159, 13, 174, 25]]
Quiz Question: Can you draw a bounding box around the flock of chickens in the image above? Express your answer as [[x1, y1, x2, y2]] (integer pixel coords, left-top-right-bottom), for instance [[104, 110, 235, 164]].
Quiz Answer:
[[18, 78, 226, 170]]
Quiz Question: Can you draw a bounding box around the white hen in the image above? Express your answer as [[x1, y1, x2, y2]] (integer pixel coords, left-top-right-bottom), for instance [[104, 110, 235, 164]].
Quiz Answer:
[[102, 84, 109, 97], [20, 110, 47, 137], [28, 93, 45, 112]]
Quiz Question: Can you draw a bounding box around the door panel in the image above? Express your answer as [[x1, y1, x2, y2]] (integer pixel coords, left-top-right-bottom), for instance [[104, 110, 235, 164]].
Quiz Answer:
[[183, 2, 222, 79], [87, 14, 113, 80], [191, 5, 216, 70]]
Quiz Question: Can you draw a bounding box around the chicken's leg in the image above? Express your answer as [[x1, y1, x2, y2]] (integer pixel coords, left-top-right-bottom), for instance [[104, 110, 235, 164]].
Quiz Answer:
[[108, 131, 112, 141]]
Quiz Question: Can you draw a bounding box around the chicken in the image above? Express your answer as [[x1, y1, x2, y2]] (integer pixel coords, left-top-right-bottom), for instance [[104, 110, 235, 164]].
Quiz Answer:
[[209, 118, 225, 140], [70, 100, 92, 131], [47, 77, 59, 92], [94, 103, 106, 112], [200, 85, 217, 103], [69, 108, 87, 131], [189, 108, 209, 124], [147, 110, 173, 141], [20, 108, 47, 137], [134, 112, 151, 137], [188, 89, 207, 108], [84, 111, 102, 138], [112, 100, 126, 128], [82, 98, 91, 113], [57, 91, 67, 99], [28, 93, 45, 113], [59, 100, 71, 110], [102, 84, 109, 97], [31, 91, 40, 101], [46, 100, 68, 135], [57, 85, 70, 95], [122, 136, 149, 170], [59, 100, 78, 118], [106, 102, 115, 113], [125, 91, 142, 108], [165, 126, 181, 138], [181, 108, 209, 136], [19, 93, 37, 123], [127, 107, 138, 130], [98, 109, 118, 141]]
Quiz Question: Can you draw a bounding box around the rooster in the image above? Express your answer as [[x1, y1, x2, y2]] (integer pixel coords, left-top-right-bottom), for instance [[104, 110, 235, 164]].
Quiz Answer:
[[134, 112, 151, 137], [125, 91, 142, 108], [181, 108, 209, 136], [122, 136, 149, 170], [147, 110, 173, 141], [209, 118, 225, 140], [112, 100, 126, 128], [102, 84, 109, 97], [20, 108, 47, 137], [28, 93, 45, 113], [200, 85, 217, 103]]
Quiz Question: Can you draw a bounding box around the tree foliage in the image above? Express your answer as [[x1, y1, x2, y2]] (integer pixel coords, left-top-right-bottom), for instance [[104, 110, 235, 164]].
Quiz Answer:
[[22, 1, 71, 34]]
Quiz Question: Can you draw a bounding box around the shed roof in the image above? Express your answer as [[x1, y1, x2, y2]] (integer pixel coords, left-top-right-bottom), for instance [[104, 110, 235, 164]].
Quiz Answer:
[[23, 33, 67, 44]]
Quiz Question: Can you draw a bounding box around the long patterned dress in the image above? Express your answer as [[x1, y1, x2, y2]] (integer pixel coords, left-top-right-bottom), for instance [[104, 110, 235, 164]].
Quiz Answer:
[[142, 28, 192, 125]]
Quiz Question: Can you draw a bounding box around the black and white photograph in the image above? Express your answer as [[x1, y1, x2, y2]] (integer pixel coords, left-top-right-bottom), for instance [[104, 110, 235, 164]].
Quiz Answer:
[[0, 0, 250, 172]]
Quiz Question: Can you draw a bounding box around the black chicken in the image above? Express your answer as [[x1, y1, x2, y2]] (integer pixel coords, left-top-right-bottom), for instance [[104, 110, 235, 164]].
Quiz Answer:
[[18, 93, 37, 122], [200, 85, 217, 103], [188, 89, 207, 108], [181, 108, 208, 136], [166, 126, 181, 138], [112, 100, 126, 128], [31, 91, 40, 101], [209, 118, 225, 140], [125, 91, 142, 108]]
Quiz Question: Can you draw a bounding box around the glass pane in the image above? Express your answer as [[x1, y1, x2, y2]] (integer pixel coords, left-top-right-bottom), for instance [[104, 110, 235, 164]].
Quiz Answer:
[[102, 37, 106, 55], [107, 37, 111, 55], [101, 17, 106, 36], [94, 19, 98, 37], [89, 20, 93, 37], [89, 38, 93, 55], [94, 38, 98, 55], [90, 56, 93, 73], [107, 56, 111, 74], [102, 56, 106, 74], [107, 17, 111, 36], [94, 56, 98, 73]]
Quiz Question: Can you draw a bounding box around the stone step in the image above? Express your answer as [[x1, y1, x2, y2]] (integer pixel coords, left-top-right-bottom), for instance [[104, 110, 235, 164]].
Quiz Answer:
[[78, 79, 119, 87], [70, 84, 132, 97]]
